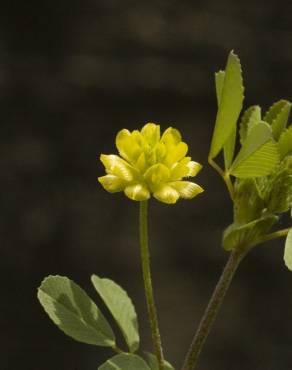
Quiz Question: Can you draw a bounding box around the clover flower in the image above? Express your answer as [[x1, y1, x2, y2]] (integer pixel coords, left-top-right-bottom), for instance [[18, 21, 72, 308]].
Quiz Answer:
[[98, 123, 204, 204]]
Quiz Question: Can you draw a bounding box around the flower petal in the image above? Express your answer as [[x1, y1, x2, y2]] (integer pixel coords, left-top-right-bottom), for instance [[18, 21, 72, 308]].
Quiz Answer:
[[131, 130, 146, 148], [170, 181, 204, 199], [163, 142, 188, 167], [174, 142, 188, 161], [136, 152, 147, 172], [141, 123, 160, 146], [100, 154, 135, 181], [153, 185, 180, 204], [161, 127, 182, 145], [187, 161, 202, 177], [144, 163, 170, 190], [115, 129, 142, 163], [124, 184, 150, 201], [155, 142, 167, 162], [98, 175, 127, 193], [170, 157, 191, 180]]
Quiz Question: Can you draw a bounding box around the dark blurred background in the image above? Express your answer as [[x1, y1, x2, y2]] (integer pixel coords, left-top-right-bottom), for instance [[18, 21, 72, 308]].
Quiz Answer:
[[1, 0, 292, 369]]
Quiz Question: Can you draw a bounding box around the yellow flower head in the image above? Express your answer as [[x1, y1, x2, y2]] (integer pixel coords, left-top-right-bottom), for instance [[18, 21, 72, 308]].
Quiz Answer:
[[98, 123, 204, 204]]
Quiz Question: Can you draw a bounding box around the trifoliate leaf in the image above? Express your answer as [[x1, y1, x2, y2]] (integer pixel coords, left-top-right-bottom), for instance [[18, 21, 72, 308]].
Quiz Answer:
[[284, 229, 292, 271], [239, 105, 261, 145], [278, 126, 292, 159], [98, 353, 151, 370], [209, 51, 244, 159], [37, 276, 115, 347], [223, 215, 278, 251], [230, 121, 280, 178], [264, 100, 291, 140], [91, 275, 139, 353], [145, 352, 175, 370]]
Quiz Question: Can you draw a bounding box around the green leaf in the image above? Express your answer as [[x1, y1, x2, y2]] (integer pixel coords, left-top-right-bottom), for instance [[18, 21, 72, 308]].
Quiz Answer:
[[215, 70, 225, 105], [215, 70, 236, 169], [145, 353, 175, 370], [278, 126, 292, 159], [98, 353, 151, 370], [264, 100, 291, 140], [266, 157, 292, 213], [231, 141, 279, 178], [230, 121, 280, 178], [284, 229, 292, 271], [224, 127, 237, 170], [239, 105, 261, 145], [233, 179, 265, 224], [223, 215, 278, 251], [91, 275, 139, 353], [37, 275, 115, 347], [209, 51, 244, 159]]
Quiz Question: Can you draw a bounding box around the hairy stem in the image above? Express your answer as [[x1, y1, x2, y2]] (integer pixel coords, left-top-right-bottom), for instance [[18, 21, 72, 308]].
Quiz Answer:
[[139, 200, 165, 370], [181, 249, 245, 370]]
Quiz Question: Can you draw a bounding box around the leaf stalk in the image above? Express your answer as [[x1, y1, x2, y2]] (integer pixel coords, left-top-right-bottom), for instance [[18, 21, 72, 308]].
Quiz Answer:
[[208, 157, 234, 200]]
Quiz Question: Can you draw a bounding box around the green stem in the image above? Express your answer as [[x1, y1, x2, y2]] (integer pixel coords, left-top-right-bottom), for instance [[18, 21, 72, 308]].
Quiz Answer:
[[181, 249, 245, 370], [223, 173, 235, 201], [208, 158, 234, 200], [139, 200, 165, 370], [257, 227, 291, 245], [112, 345, 124, 354]]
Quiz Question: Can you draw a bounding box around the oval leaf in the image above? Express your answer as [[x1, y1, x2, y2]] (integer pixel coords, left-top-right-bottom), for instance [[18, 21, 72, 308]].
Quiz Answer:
[[230, 121, 280, 178], [231, 141, 279, 178], [264, 100, 291, 140], [278, 126, 292, 159], [284, 228, 292, 271], [239, 105, 261, 145], [209, 51, 244, 159], [99, 353, 151, 370], [38, 275, 115, 347], [91, 275, 139, 352]]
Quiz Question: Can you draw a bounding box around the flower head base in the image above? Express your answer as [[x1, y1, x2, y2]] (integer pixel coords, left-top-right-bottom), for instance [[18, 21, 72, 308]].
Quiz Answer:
[[98, 123, 204, 204]]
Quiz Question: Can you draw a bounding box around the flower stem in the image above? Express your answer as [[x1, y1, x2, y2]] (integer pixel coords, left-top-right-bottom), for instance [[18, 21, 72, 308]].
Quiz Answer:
[[181, 249, 245, 370], [139, 200, 165, 370]]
